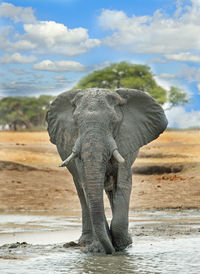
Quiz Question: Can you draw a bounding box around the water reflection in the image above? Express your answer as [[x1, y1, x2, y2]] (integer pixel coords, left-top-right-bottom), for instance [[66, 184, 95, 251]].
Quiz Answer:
[[78, 251, 138, 274], [63, 237, 200, 274]]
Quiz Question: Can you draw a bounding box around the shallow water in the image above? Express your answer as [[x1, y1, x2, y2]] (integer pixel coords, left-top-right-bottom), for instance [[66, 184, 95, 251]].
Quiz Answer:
[[0, 209, 200, 273]]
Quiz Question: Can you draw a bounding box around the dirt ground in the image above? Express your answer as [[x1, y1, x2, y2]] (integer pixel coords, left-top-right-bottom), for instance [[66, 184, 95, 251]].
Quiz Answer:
[[0, 130, 200, 211]]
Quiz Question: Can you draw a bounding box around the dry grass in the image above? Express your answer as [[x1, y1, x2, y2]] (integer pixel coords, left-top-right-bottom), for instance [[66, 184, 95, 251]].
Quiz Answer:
[[0, 131, 50, 144], [0, 130, 200, 210]]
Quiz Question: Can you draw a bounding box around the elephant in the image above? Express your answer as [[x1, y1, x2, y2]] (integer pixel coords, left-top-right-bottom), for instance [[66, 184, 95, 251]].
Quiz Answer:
[[46, 88, 168, 254]]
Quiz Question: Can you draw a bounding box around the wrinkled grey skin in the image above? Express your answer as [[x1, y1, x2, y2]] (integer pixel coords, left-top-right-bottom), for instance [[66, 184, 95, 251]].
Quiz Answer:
[[46, 88, 168, 254]]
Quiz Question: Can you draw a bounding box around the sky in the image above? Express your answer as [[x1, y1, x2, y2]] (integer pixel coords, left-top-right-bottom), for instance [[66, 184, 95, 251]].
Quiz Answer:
[[0, 0, 200, 128]]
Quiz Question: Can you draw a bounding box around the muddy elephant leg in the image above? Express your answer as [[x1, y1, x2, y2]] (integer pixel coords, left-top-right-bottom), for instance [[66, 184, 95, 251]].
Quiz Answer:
[[83, 187, 113, 253], [110, 165, 133, 251], [82, 210, 111, 253], [84, 195, 111, 253]]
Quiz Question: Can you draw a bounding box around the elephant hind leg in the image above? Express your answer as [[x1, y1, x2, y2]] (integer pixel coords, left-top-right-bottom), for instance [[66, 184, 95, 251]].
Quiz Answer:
[[105, 177, 131, 251], [105, 175, 115, 211], [110, 194, 132, 251]]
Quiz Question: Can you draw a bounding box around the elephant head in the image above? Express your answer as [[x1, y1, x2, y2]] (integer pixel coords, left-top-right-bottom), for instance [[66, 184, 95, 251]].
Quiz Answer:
[[46, 88, 167, 253]]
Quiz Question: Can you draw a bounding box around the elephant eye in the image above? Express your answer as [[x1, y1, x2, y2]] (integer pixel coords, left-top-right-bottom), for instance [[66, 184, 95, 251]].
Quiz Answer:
[[72, 102, 76, 108], [106, 93, 121, 106], [71, 93, 83, 108]]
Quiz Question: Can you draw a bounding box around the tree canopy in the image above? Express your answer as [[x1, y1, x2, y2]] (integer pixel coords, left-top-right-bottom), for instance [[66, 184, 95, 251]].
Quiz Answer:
[[0, 95, 54, 130], [75, 62, 188, 106], [167, 86, 188, 108]]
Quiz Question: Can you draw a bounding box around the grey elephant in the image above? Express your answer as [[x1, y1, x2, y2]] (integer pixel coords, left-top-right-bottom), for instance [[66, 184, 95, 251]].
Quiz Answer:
[[46, 88, 168, 254]]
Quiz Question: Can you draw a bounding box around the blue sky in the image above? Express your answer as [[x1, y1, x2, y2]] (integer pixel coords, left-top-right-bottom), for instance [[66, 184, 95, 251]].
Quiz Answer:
[[0, 0, 200, 128]]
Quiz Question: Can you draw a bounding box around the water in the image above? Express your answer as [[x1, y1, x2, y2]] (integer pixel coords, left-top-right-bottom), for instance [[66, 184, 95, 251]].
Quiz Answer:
[[0, 209, 200, 273]]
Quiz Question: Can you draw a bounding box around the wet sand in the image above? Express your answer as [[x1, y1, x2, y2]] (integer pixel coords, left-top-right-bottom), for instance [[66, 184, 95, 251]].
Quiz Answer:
[[0, 209, 200, 243]]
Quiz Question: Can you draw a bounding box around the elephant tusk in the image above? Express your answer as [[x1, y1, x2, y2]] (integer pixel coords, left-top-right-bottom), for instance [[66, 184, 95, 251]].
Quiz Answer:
[[59, 152, 76, 167], [113, 149, 125, 164]]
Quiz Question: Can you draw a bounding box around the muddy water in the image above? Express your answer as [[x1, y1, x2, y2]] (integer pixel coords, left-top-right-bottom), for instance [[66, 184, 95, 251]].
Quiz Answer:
[[0, 209, 200, 273]]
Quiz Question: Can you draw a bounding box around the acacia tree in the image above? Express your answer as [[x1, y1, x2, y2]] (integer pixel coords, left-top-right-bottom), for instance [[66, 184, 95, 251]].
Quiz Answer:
[[75, 62, 188, 106], [0, 95, 54, 130], [166, 86, 188, 110]]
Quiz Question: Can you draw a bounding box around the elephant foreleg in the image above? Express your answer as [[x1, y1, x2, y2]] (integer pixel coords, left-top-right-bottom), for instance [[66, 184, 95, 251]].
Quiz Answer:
[[73, 175, 94, 244], [74, 178, 93, 244], [68, 161, 93, 245]]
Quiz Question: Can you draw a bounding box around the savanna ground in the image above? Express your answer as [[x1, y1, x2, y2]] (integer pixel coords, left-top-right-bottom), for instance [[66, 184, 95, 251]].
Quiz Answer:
[[0, 130, 200, 211]]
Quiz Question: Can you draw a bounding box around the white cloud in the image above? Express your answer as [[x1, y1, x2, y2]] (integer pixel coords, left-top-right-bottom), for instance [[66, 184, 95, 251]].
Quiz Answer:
[[98, 1, 200, 54], [197, 83, 200, 93], [53, 74, 68, 84], [34, 74, 43, 79], [166, 106, 200, 128], [1, 20, 100, 56], [33, 60, 86, 72], [92, 61, 111, 71], [9, 69, 26, 75], [155, 73, 192, 99], [0, 2, 36, 23], [154, 75, 172, 91], [0, 79, 64, 96], [157, 73, 176, 80], [180, 65, 200, 82], [54, 75, 66, 80], [0, 38, 37, 52], [0, 78, 77, 96], [147, 57, 167, 64], [0, 52, 37, 64], [165, 52, 200, 62]]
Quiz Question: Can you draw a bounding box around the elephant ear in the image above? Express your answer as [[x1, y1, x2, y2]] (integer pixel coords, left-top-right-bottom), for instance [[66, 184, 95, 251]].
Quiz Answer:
[[115, 88, 168, 157], [46, 89, 80, 160]]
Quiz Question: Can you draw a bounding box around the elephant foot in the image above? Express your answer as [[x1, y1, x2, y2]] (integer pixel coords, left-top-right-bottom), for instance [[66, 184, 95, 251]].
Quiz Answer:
[[82, 240, 105, 253], [78, 231, 93, 245], [112, 233, 132, 252]]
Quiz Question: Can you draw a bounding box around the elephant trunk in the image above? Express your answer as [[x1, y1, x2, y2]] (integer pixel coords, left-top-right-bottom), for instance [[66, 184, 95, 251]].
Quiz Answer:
[[82, 134, 115, 254]]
